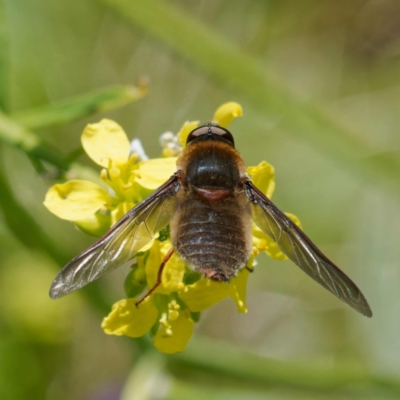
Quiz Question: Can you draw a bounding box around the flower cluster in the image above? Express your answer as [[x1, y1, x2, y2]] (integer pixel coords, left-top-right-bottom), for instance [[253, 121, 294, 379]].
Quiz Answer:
[[44, 102, 300, 354]]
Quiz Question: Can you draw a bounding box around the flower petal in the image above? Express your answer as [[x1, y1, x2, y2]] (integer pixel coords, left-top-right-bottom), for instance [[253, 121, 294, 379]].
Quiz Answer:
[[228, 269, 250, 313], [110, 202, 134, 226], [212, 102, 243, 127], [264, 239, 287, 260], [101, 297, 158, 338], [145, 241, 185, 294], [81, 119, 131, 167], [43, 180, 111, 221], [153, 308, 194, 354], [285, 212, 302, 229], [178, 278, 230, 312], [134, 158, 177, 190], [247, 161, 275, 199], [177, 121, 199, 147], [74, 212, 111, 237]]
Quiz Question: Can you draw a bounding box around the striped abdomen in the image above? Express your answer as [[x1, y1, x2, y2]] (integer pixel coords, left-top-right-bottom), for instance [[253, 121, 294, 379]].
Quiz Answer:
[[170, 193, 252, 281]]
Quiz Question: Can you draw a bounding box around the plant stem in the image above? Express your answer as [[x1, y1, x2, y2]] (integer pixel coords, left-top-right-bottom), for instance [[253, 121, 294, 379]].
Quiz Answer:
[[100, 0, 400, 192], [11, 83, 147, 130], [170, 336, 400, 394], [0, 82, 148, 169], [0, 111, 70, 169]]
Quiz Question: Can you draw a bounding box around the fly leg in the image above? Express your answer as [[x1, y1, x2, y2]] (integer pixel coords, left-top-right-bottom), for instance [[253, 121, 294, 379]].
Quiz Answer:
[[135, 247, 175, 307]]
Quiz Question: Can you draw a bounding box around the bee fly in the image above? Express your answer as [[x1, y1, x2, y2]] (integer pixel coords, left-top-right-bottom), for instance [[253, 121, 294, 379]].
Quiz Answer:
[[50, 124, 372, 317]]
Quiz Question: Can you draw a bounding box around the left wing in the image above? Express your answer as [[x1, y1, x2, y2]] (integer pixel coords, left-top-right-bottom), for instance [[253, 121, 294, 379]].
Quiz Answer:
[[244, 179, 372, 317], [50, 174, 181, 299]]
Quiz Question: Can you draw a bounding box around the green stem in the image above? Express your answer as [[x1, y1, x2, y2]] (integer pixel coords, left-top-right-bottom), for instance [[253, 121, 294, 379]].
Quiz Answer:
[[100, 0, 400, 191], [0, 111, 70, 169], [12, 83, 147, 130], [170, 336, 400, 394], [0, 83, 147, 169]]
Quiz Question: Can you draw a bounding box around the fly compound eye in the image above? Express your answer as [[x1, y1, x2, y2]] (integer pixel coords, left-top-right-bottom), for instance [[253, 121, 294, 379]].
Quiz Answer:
[[186, 126, 210, 145], [186, 125, 235, 147], [210, 126, 235, 147]]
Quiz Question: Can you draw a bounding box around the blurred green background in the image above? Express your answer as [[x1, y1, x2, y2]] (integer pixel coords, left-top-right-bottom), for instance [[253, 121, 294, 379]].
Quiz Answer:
[[1, 0, 400, 399]]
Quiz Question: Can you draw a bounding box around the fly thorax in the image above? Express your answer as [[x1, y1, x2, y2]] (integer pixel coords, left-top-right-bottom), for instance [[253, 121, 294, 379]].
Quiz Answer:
[[185, 144, 240, 189]]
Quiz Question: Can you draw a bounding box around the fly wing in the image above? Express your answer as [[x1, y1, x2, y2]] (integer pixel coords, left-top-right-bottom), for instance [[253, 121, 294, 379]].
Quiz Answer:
[[50, 174, 180, 299], [244, 180, 372, 317]]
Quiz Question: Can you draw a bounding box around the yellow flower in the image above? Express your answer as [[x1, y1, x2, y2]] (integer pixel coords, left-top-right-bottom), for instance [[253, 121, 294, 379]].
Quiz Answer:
[[212, 102, 243, 127], [44, 119, 176, 236], [44, 101, 300, 354], [179, 269, 250, 313], [103, 237, 250, 352]]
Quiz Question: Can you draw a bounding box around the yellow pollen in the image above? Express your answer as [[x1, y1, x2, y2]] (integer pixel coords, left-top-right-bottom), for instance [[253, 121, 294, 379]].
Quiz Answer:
[[168, 300, 180, 310]]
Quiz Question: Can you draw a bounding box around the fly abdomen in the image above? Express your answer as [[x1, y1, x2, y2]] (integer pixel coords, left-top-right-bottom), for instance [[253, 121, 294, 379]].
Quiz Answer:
[[170, 194, 252, 281]]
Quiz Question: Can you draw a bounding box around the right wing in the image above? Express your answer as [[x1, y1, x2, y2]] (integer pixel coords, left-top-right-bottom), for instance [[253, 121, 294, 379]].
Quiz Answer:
[[50, 174, 181, 299], [244, 179, 372, 318]]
